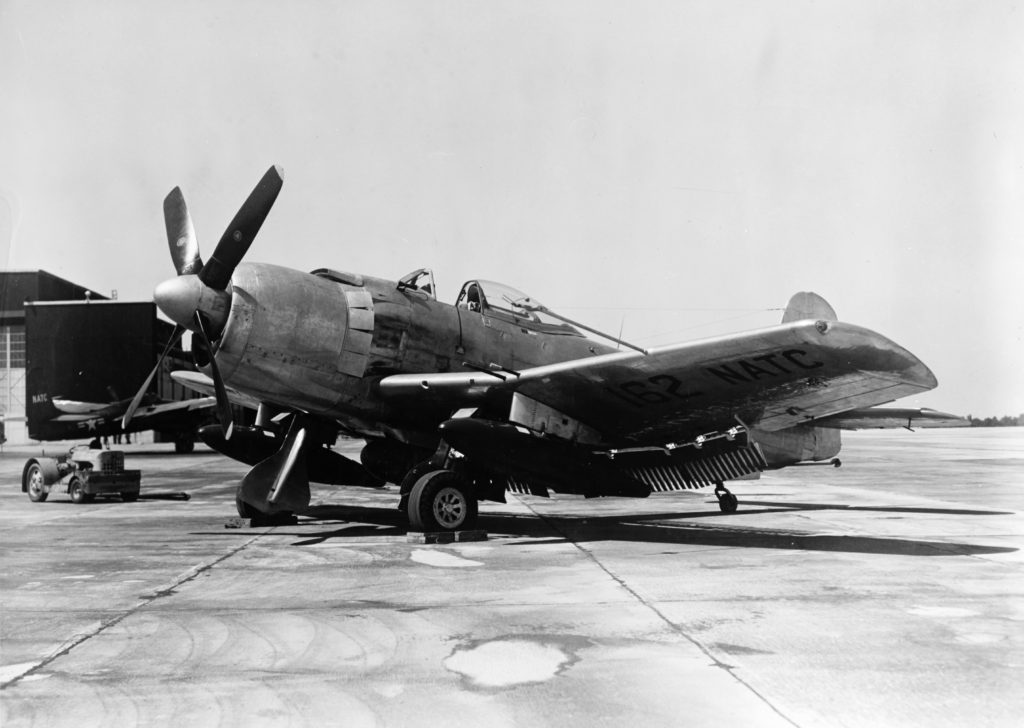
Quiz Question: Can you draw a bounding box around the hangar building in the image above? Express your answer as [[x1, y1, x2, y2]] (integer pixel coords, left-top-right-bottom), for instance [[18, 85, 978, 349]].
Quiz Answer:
[[1, 271, 103, 444], [0, 271, 193, 445]]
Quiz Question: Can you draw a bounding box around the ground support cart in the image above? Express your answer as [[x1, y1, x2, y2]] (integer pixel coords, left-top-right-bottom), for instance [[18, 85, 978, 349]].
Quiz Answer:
[[23, 446, 141, 504]]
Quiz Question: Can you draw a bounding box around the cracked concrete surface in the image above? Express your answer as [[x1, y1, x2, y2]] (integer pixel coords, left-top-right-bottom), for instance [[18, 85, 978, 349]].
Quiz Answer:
[[1, 428, 1021, 727]]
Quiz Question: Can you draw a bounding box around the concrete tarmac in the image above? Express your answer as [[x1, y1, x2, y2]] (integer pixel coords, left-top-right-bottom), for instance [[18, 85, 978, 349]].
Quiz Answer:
[[1, 428, 1021, 727]]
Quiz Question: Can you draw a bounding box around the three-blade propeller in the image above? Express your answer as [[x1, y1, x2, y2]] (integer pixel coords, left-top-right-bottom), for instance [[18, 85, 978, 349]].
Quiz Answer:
[[122, 166, 284, 434]]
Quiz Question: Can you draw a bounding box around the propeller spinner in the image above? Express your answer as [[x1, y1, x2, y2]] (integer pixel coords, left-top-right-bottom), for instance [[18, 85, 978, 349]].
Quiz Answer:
[[122, 166, 284, 433]]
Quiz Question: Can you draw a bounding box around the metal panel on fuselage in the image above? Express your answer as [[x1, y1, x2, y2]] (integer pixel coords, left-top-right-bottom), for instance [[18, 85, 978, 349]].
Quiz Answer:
[[358, 277, 613, 433], [454, 307, 612, 374], [357, 274, 610, 388]]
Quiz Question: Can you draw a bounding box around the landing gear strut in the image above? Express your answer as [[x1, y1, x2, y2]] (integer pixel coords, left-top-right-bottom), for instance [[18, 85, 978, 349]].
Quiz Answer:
[[714, 481, 738, 514]]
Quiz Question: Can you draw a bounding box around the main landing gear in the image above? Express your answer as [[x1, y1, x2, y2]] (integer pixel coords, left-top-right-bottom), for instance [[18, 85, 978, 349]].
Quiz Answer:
[[401, 466, 478, 532], [714, 481, 738, 514]]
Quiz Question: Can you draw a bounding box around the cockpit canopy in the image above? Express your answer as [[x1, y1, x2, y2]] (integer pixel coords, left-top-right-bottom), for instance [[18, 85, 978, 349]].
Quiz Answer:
[[455, 280, 580, 335], [397, 268, 436, 298], [393, 270, 580, 335]]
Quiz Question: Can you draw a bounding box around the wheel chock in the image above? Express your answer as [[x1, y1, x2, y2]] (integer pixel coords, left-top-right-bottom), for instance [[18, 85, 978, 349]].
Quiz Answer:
[[224, 513, 299, 529], [407, 529, 488, 544]]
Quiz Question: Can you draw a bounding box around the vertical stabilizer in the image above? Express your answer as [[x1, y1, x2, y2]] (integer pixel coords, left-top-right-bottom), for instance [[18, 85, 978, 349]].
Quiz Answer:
[[777, 292, 843, 460], [782, 291, 837, 323]]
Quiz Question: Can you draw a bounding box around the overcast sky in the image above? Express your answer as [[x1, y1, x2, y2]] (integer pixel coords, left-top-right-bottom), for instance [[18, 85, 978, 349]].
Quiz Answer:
[[2, 1, 1021, 418]]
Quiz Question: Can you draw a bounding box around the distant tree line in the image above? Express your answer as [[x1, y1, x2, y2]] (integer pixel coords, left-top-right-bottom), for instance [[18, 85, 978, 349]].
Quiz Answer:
[[966, 414, 1023, 427]]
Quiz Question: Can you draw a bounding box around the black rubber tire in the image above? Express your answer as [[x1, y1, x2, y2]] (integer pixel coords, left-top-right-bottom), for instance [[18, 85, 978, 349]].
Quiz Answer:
[[236, 492, 262, 519], [408, 470, 478, 532], [718, 492, 739, 514], [25, 463, 48, 502], [69, 477, 90, 504], [174, 437, 195, 454], [397, 461, 438, 512], [400, 461, 437, 495]]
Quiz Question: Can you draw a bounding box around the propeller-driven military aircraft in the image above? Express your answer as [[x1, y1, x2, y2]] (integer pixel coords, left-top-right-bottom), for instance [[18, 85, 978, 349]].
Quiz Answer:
[[124, 165, 962, 531]]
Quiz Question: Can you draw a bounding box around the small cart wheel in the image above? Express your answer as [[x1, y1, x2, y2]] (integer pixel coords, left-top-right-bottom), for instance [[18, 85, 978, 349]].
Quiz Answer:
[[69, 477, 92, 504], [25, 463, 48, 503], [121, 492, 139, 503]]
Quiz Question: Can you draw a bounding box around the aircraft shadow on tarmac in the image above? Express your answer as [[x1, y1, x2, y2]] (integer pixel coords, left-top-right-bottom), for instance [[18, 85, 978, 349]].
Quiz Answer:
[[261, 501, 1018, 557]]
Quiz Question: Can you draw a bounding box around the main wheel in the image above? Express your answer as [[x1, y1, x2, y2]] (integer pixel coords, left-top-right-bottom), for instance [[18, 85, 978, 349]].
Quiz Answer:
[[69, 477, 92, 504], [408, 470, 478, 532], [25, 463, 48, 502], [397, 461, 438, 511]]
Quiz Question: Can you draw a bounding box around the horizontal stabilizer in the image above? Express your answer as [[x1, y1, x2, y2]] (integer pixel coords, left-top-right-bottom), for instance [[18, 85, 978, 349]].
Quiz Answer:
[[812, 407, 967, 430]]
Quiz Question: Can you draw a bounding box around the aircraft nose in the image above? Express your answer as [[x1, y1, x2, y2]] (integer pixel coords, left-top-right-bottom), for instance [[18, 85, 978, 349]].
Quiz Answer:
[[154, 275, 203, 328], [154, 275, 231, 333]]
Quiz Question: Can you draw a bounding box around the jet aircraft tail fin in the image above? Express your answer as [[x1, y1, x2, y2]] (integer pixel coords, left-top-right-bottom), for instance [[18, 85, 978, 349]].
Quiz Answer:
[[781, 291, 837, 324]]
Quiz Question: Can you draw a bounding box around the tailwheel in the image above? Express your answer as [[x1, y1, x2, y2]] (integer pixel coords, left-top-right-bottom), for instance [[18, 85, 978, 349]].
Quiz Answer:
[[408, 469, 478, 532], [714, 482, 738, 514]]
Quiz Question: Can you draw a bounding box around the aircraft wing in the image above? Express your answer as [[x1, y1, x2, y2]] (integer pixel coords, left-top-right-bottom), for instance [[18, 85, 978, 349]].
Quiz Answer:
[[809, 407, 967, 429], [378, 319, 939, 446], [131, 395, 218, 420], [52, 412, 115, 423], [51, 394, 215, 423], [51, 398, 113, 416], [171, 370, 262, 410]]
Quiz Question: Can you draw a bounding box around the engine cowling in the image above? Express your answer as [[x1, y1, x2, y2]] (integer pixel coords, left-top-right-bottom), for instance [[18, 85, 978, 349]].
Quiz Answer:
[[214, 262, 374, 416]]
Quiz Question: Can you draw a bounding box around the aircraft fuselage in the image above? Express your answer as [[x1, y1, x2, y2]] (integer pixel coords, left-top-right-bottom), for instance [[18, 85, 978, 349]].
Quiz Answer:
[[211, 263, 614, 444]]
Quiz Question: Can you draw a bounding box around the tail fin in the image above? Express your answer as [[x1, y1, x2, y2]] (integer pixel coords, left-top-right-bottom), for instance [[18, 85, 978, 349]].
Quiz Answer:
[[782, 291, 837, 323]]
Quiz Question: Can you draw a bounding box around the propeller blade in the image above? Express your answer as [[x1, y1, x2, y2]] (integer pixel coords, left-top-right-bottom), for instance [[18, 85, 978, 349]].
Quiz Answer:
[[194, 312, 234, 438], [199, 165, 283, 290], [122, 325, 185, 429], [164, 187, 203, 276]]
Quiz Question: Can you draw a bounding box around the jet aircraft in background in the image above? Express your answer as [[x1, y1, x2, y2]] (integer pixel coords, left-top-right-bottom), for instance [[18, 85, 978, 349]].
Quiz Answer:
[[124, 166, 962, 531]]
